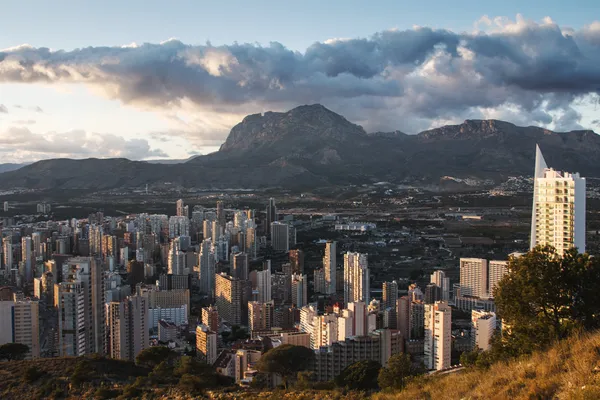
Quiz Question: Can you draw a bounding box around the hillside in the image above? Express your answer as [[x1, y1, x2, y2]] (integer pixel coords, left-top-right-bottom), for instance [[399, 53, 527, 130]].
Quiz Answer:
[[376, 331, 600, 400], [2, 331, 600, 399], [1, 105, 600, 190]]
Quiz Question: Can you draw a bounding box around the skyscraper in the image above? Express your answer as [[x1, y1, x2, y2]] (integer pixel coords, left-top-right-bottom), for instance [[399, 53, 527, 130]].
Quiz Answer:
[[232, 252, 249, 281], [430, 270, 450, 301], [3, 299, 41, 360], [168, 238, 185, 275], [107, 292, 149, 361], [343, 252, 369, 305], [248, 300, 274, 332], [21, 236, 33, 283], [270, 222, 290, 252], [265, 198, 277, 237], [256, 262, 272, 303], [216, 200, 225, 230], [199, 239, 216, 298], [382, 281, 398, 309], [215, 273, 244, 325], [530, 145, 586, 253], [57, 281, 87, 356], [460, 258, 488, 298], [323, 241, 337, 295], [291, 273, 308, 308], [202, 305, 219, 333], [488, 260, 508, 299], [424, 301, 451, 371], [196, 324, 218, 365]]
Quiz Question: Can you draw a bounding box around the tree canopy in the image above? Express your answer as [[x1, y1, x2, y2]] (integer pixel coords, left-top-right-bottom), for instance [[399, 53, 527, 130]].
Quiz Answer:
[[378, 353, 422, 390], [495, 246, 600, 355], [256, 344, 315, 389], [335, 360, 381, 391], [135, 346, 177, 369], [0, 343, 29, 361]]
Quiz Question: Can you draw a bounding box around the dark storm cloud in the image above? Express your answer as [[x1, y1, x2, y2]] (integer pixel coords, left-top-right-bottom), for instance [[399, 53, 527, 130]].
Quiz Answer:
[[1, 17, 599, 131]]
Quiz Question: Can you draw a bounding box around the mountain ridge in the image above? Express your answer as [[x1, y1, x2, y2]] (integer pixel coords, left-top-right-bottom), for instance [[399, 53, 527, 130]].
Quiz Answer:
[[0, 104, 598, 190]]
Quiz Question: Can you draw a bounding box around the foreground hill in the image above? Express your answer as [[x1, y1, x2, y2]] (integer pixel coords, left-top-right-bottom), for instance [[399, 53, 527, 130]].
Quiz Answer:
[[376, 331, 600, 400], [1, 104, 599, 190], [2, 331, 600, 399]]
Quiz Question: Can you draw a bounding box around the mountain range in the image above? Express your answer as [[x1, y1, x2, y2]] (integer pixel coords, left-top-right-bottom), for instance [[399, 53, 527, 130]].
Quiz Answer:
[[1, 104, 599, 191]]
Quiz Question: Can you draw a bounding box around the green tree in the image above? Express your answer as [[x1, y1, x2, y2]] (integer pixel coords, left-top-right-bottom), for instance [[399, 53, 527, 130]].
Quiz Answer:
[[378, 353, 421, 390], [495, 246, 600, 355], [135, 346, 176, 369], [256, 344, 315, 389], [0, 343, 29, 360], [335, 360, 381, 391]]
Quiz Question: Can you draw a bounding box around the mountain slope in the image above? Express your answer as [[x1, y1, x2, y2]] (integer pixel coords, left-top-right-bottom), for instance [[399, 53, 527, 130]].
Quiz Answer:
[[0, 105, 599, 190], [375, 331, 600, 400]]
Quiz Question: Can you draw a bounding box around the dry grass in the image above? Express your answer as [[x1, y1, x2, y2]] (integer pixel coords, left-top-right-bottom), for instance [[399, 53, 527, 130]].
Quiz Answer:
[[375, 331, 600, 400]]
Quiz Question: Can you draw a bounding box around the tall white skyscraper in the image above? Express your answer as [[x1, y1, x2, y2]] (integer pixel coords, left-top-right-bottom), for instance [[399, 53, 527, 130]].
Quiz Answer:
[[343, 252, 369, 305], [430, 270, 450, 301], [323, 241, 336, 295], [168, 238, 185, 275], [530, 145, 586, 254], [424, 301, 451, 371]]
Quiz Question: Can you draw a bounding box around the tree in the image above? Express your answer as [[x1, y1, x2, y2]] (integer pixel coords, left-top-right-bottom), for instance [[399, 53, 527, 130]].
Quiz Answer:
[[135, 346, 176, 369], [378, 353, 421, 390], [0, 343, 29, 361], [335, 360, 381, 391], [495, 246, 600, 355], [256, 344, 315, 389]]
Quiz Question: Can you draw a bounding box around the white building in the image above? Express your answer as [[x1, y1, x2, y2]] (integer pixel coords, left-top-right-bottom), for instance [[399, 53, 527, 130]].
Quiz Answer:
[[487, 261, 508, 298], [459, 258, 488, 298], [343, 252, 370, 306], [530, 145, 586, 254], [199, 239, 216, 298], [256, 263, 272, 303], [424, 301, 451, 371], [430, 270, 450, 302], [471, 310, 496, 351]]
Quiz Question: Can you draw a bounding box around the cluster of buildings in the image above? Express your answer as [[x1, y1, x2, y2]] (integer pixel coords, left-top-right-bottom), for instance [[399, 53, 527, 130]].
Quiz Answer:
[[0, 146, 587, 384]]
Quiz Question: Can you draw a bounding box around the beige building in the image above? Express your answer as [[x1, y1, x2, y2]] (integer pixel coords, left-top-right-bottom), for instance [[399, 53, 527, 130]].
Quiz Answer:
[[215, 273, 245, 325], [196, 324, 218, 365], [248, 301, 274, 333], [0, 299, 40, 360], [471, 310, 496, 351]]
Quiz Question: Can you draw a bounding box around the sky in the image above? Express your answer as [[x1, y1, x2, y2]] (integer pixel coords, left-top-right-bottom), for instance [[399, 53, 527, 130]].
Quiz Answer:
[[1, 0, 599, 163]]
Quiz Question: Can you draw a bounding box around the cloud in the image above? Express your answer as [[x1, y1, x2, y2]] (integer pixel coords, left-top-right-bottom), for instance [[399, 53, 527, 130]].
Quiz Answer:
[[13, 119, 36, 125], [0, 127, 167, 162], [0, 104, 7, 113], [1, 15, 599, 133]]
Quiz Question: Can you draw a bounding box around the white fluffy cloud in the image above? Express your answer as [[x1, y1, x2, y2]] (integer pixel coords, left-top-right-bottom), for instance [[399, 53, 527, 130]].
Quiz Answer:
[[0, 15, 599, 135], [0, 127, 167, 162]]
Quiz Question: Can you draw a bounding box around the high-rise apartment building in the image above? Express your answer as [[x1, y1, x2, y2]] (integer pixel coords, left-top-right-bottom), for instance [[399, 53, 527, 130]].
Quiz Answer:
[[430, 270, 450, 301], [323, 241, 337, 295], [215, 273, 244, 325], [460, 258, 488, 298], [216, 200, 225, 230], [488, 260, 508, 298], [248, 300, 274, 332], [0, 299, 41, 360], [107, 292, 149, 361], [168, 238, 185, 275], [471, 310, 496, 351], [343, 252, 369, 305], [270, 222, 290, 252], [424, 301, 452, 371], [199, 239, 215, 298], [196, 324, 218, 364], [232, 252, 249, 281], [57, 281, 87, 356], [265, 198, 277, 237], [531, 145, 586, 253], [382, 281, 398, 309], [21, 236, 33, 283], [202, 305, 219, 333], [291, 273, 308, 308], [256, 262, 272, 303]]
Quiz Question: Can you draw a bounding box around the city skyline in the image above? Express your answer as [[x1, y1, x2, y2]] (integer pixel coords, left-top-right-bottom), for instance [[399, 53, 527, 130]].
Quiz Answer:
[[1, 3, 600, 163]]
